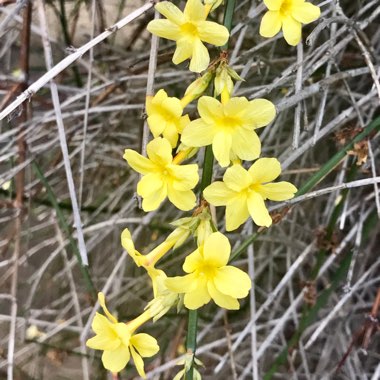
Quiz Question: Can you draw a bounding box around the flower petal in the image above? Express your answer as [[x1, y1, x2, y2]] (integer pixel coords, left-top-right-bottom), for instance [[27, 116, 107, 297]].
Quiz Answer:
[[231, 128, 261, 161], [98, 292, 118, 324], [245, 99, 276, 128], [203, 181, 236, 206], [224, 97, 250, 118], [169, 164, 199, 190], [130, 333, 159, 358], [137, 173, 163, 197], [141, 184, 167, 211], [167, 187, 196, 211], [184, 0, 205, 21], [165, 273, 198, 293], [197, 21, 229, 46], [183, 248, 203, 273], [123, 149, 156, 175], [225, 196, 250, 231], [146, 137, 173, 166], [121, 228, 135, 256], [223, 164, 251, 192], [198, 96, 223, 122], [163, 122, 180, 147], [259, 11, 282, 38], [173, 37, 193, 65], [91, 312, 116, 336], [213, 266, 251, 298], [258, 182, 297, 201], [147, 114, 166, 137], [130, 346, 146, 378], [155, 1, 185, 24], [207, 281, 240, 310], [248, 158, 282, 183], [263, 0, 283, 11], [212, 131, 232, 168], [247, 192, 272, 227], [147, 19, 180, 41], [190, 39, 210, 73], [102, 345, 130, 373], [181, 118, 215, 147], [183, 278, 211, 309], [86, 332, 120, 351], [292, 2, 321, 24], [282, 16, 302, 46], [203, 232, 230, 267]]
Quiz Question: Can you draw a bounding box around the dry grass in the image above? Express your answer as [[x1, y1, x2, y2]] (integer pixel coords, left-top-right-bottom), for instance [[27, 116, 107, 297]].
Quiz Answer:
[[0, 0, 379, 379]]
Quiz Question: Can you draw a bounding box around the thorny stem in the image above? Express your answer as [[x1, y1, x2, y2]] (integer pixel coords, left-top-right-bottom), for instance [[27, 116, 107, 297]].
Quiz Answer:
[[185, 1, 237, 378]]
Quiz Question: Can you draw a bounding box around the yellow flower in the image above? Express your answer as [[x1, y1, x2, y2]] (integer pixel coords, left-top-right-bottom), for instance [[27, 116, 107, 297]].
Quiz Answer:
[[123, 137, 199, 211], [86, 293, 159, 377], [260, 0, 320, 46], [147, 0, 229, 72], [181, 96, 276, 167], [203, 159, 297, 230], [146, 89, 190, 148], [165, 232, 251, 310]]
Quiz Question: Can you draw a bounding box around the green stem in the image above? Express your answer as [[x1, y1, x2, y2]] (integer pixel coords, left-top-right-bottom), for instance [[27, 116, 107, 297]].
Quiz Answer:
[[185, 0, 237, 373]]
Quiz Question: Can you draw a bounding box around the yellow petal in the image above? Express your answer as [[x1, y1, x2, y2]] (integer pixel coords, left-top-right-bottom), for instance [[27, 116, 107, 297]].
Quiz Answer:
[[260, 10, 282, 38], [198, 96, 223, 122], [207, 281, 240, 310], [151, 88, 168, 105], [86, 332, 120, 351], [181, 119, 215, 147], [197, 21, 229, 46], [141, 185, 167, 212], [167, 186, 196, 211], [245, 99, 276, 128], [282, 16, 302, 46], [258, 182, 297, 201], [162, 122, 179, 148], [147, 19, 180, 40], [248, 158, 281, 183], [162, 97, 183, 118], [137, 173, 164, 197], [231, 128, 261, 161], [123, 149, 156, 175], [224, 97, 250, 118], [130, 346, 146, 378], [179, 114, 190, 133], [121, 228, 135, 253], [263, 0, 283, 11], [169, 164, 199, 190], [212, 131, 232, 168], [102, 345, 130, 373], [155, 1, 185, 24], [225, 196, 250, 231], [91, 312, 115, 335], [165, 273, 197, 293], [213, 266, 251, 298], [147, 114, 166, 137], [247, 192, 272, 227], [173, 37, 193, 65], [223, 164, 251, 192], [203, 232, 230, 267], [190, 39, 210, 73], [203, 181, 236, 206], [183, 248, 204, 273], [292, 2, 320, 24], [183, 0, 205, 21], [98, 292, 118, 324], [183, 278, 211, 309], [130, 333, 159, 357], [146, 137, 173, 166]]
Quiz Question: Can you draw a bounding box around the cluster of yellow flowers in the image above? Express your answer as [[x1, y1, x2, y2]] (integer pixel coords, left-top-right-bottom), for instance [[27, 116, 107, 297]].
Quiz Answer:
[[86, 0, 320, 376]]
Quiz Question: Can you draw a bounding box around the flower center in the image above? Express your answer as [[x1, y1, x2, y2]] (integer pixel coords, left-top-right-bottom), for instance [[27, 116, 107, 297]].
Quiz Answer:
[[198, 264, 216, 279], [180, 22, 198, 37], [280, 0, 293, 16], [218, 115, 241, 131]]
